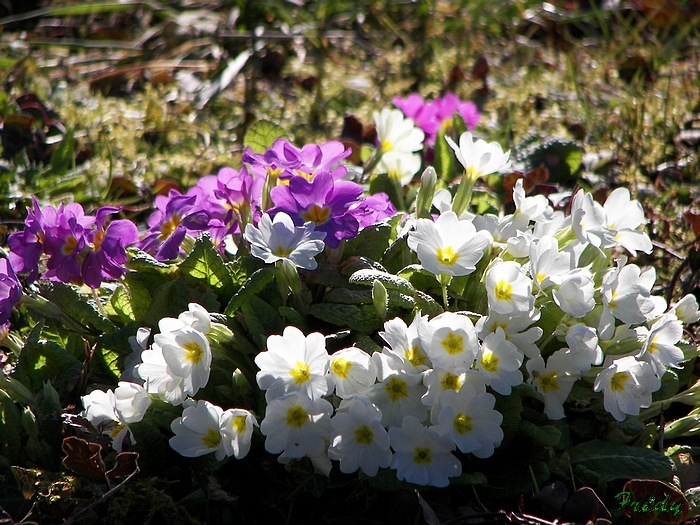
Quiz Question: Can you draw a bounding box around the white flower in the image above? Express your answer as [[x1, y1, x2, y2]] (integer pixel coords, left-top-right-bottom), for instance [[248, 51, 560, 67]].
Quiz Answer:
[[418, 311, 479, 373], [220, 408, 258, 459], [526, 351, 580, 420], [379, 313, 431, 372], [421, 368, 467, 408], [177, 303, 212, 334], [603, 187, 652, 256], [122, 326, 150, 383], [571, 189, 615, 250], [486, 260, 534, 316], [255, 326, 330, 402], [593, 356, 661, 422], [638, 313, 685, 377], [376, 150, 422, 186], [528, 235, 572, 290], [260, 392, 333, 461], [431, 384, 503, 458], [137, 342, 186, 405], [244, 212, 326, 270], [389, 416, 462, 487], [374, 108, 425, 154], [328, 398, 392, 476], [564, 323, 603, 373], [329, 347, 378, 399], [672, 294, 700, 324], [81, 388, 135, 452], [475, 309, 543, 359], [407, 211, 490, 277], [552, 268, 595, 318], [445, 132, 511, 181], [476, 328, 523, 395], [369, 365, 428, 428], [114, 381, 151, 423], [169, 400, 229, 460], [156, 326, 212, 397], [512, 179, 550, 223]]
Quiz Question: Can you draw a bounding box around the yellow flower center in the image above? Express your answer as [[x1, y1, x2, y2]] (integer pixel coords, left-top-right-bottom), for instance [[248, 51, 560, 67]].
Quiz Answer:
[[413, 447, 432, 464], [331, 357, 352, 379], [380, 140, 393, 153], [440, 372, 463, 391], [202, 428, 222, 449], [286, 406, 308, 428], [480, 351, 499, 373], [440, 332, 464, 355], [465, 165, 482, 182], [233, 415, 248, 434], [385, 376, 409, 402], [158, 215, 181, 241], [110, 423, 125, 439], [405, 345, 428, 367], [290, 362, 311, 384], [610, 371, 629, 392], [184, 341, 204, 364], [436, 246, 459, 266], [453, 413, 472, 435], [91, 230, 105, 252], [62, 235, 78, 255], [355, 425, 374, 445], [273, 245, 293, 257], [301, 204, 331, 225], [538, 372, 559, 394], [494, 280, 513, 302]]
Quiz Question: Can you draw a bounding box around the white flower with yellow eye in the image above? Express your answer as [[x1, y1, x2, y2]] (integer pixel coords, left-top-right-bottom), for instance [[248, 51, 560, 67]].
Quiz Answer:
[[564, 323, 603, 373], [444, 132, 511, 182], [526, 351, 580, 420], [255, 326, 330, 402], [373, 107, 425, 155], [156, 326, 212, 398], [407, 211, 490, 278], [594, 356, 661, 422], [418, 311, 479, 374], [169, 400, 228, 460], [329, 347, 378, 399], [673, 294, 700, 325], [486, 260, 534, 316], [220, 408, 258, 460], [379, 313, 431, 373], [552, 268, 596, 318], [476, 328, 523, 395], [638, 312, 684, 377], [475, 309, 543, 359]]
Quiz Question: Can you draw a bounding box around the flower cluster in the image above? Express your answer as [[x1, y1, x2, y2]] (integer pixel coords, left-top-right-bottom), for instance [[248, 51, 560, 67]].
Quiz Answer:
[[7, 199, 138, 288]]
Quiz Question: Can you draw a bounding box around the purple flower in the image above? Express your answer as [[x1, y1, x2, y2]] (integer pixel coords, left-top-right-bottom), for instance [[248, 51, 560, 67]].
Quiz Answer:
[[393, 92, 480, 143], [350, 193, 398, 229], [82, 207, 139, 289], [137, 190, 210, 261], [8, 197, 47, 282], [0, 258, 22, 325], [244, 139, 351, 182], [42, 202, 95, 284], [269, 172, 362, 248]]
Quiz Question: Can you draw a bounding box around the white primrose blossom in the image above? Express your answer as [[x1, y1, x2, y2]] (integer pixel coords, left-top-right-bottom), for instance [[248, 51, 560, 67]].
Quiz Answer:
[[157, 326, 212, 398], [329, 347, 378, 399], [255, 326, 331, 402], [638, 312, 685, 377], [552, 268, 596, 318], [564, 323, 604, 373], [475, 309, 543, 359], [379, 313, 431, 372], [407, 211, 490, 278], [417, 311, 479, 373], [220, 408, 258, 460], [389, 416, 462, 488], [444, 132, 511, 180], [594, 356, 661, 422], [328, 398, 392, 476], [528, 235, 572, 291], [476, 328, 523, 395], [244, 211, 326, 270], [170, 400, 230, 460], [672, 294, 700, 324], [603, 187, 653, 256], [376, 150, 422, 186], [374, 107, 425, 154], [486, 260, 534, 316], [526, 351, 580, 420]]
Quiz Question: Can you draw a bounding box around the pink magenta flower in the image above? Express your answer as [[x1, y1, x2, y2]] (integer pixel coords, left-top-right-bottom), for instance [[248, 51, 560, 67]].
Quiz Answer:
[[393, 92, 480, 142]]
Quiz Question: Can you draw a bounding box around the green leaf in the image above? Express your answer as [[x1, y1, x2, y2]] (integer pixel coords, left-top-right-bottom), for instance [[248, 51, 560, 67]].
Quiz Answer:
[[141, 277, 218, 328], [279, 306, 308, 331], [414, 290, 443, 317], [349, 269, 414, 295], [37, 282, 114, 334], [519, 420, 562, 447], [50, 128, 74, 176], [569, 440, 674, 483], [308, 303, 383, 334], [368, 173, 402, 211], [243, 120, 289, 154], [0, 389, 23, 462], [453, 111, 468, 137], [343, 222, 395, 263], [494, 389, 523, 449], [126, 247, 177, 274], [13, 331, 81, 393], [179, 234, 237, 303], [452, 472, 488, 486], [240, 296, 283, 347], [224, 266, 277, 316], [434, 131, 455, 181], [522, 138, 583, 183]]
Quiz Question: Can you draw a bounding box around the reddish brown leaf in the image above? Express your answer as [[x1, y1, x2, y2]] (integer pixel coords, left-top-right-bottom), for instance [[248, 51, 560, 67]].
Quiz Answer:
[[560, 486, 611, 523], [471, 56, 489, 83], [61, 436, 106, 479], [105, 451, 139, 482], [683, 210, 700, 237], [618, 479, 689, 525]]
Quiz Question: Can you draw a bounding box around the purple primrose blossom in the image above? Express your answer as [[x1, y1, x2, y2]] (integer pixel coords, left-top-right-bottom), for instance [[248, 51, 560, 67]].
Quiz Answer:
[[0, 258, 22, 325], [393, 92, 480, 143], [41, 202, 95, 284], [7, 197, 48, 282], [269, 171, 362, 249]]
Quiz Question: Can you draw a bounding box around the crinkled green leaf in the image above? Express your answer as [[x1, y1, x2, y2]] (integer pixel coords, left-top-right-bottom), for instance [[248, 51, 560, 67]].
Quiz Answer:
[[349, 269, 414, 295], [179, 234, 237, 303], [519, 420, 562, 447], [126, 247, 177, 274], [241, 296, 283, 347], [279, 306, 308, 331], [243, 120, 289, 154], [224, 266, 277, 316], [142, 277, 219, 328], [37, 282, 114, 334], [306, 263, 351, 288], [14, 330, 81, 393], [569, 440, 674, 483], [110, 284, 135, 323], [0, 389, 24, 463], [308, 303, 383, 334], [343, 222, 394, 263], [414, 290, 443, 317], [368, 173, 401, 211]]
